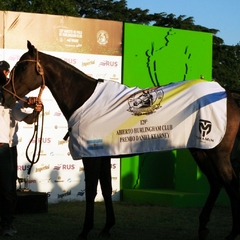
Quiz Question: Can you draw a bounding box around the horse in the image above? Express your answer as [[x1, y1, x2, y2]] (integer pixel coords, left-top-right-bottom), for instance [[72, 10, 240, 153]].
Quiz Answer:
[[2, 41, 240, 240]]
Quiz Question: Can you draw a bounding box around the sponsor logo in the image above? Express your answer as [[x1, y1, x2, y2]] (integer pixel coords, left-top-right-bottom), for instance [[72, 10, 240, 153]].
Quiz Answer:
[[96, 73, 107, 79], [197, 119, 214, 142], [54, 125, 67, 129], [62, 58, 77, 65], [199, 119, 212, 137], [49, 152, 65, 157], [53, 164, 61, 171], [17, 165, 31, 171], [31, 138, 51, 144], [54, 111, 62, 117], [109, 74, 119, 81], [44, 110, 50, 116], [53, 164, 75, 170], [58, 139, 67, 145], [77, 190, 85, 196], [112, 189, 118, 194], [54, 19, 82, 48], [111, 163, 117, 169], [39, 178, 51, 184], [26, 150, 47, 157], [54, 176, 64, 182], [82, 60, 95, 67], [67, 178, 80, 183], [27, 111, 50, 120], [35, 164, 50, 173], [97, 30, 109, 45], [28, 179, 37, 184], [9, 55, 20, 61], [39, 150, 47, 156], [99, 60, 118, 67], [58, 190, 71, 199]]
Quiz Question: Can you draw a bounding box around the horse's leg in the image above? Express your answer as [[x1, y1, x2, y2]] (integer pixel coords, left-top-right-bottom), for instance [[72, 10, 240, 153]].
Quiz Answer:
[[207, 149, 240, 240], [190, 149, 223, 240], [77, 157, 101, 240], [221, 166, 240, 240], [98, 157, 115, 238]]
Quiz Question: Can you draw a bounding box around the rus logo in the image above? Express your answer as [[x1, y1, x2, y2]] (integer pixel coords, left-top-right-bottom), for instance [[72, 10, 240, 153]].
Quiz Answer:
[[199, 119, 212, 137]]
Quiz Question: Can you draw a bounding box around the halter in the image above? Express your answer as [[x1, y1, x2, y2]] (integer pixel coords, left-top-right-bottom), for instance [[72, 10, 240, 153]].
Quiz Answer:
[[2, 49, 46, 103]]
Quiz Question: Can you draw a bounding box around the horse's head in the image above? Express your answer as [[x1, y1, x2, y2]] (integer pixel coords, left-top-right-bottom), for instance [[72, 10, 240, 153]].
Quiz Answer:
[[2, 41, 45, 107]]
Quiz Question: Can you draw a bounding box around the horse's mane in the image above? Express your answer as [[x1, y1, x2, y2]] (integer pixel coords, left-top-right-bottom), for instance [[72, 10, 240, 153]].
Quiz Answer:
[[38, 51, 93, 79]]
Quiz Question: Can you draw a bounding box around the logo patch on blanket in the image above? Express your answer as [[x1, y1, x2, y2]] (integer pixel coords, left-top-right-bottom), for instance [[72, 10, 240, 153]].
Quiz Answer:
[[68, 79, 227, 159], [128, 87, 164, 115]]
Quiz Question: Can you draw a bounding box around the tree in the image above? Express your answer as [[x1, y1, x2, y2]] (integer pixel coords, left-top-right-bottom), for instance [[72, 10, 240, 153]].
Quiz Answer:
[[0, 0, 78, 16], [76, 0, 153, 24], [213, 43, 240, 90], [0, 0, 239, 89]]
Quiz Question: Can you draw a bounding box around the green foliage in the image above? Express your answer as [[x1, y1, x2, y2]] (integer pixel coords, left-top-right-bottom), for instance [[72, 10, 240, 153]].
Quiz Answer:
[[213, 44, 240, 90], [0, 0, 239, 89], [0, 0, 78, 16]]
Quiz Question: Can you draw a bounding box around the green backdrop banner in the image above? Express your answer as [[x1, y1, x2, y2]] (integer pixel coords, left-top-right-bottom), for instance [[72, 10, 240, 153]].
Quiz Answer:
[[120, 23, 228, 207], [123, 23, 212, 87]]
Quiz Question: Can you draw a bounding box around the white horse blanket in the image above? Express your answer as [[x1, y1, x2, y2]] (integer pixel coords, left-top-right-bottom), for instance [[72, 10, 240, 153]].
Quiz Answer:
[[68, 79, 227, 159]]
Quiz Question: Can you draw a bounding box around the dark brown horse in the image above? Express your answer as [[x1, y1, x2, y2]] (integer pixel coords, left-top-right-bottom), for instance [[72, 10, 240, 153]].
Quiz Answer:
[[2, 41, 240, 240]]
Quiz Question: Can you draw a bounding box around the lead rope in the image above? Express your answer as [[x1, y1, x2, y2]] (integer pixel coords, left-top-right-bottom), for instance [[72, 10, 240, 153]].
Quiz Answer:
[[25, 104, 44, 186], [25, 49, 46, 187], [25, 87, 45, 188]]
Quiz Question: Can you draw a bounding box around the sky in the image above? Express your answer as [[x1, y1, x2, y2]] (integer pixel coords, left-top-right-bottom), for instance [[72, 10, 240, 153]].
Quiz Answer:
[[127, 0, 240, 46]]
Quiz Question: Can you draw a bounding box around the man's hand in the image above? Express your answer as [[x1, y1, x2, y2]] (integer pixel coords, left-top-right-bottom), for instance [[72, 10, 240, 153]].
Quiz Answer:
[[34, 101, 43, 112], [22, 97, 43, 124], [25, 97, 43, 112]]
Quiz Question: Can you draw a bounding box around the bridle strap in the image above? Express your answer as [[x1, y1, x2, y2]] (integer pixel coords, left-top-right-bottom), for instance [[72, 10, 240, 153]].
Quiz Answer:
[[2, 66, 28, 103]]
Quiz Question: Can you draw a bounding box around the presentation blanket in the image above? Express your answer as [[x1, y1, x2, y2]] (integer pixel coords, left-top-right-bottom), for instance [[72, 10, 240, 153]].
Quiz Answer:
[[68, 79, 227, 159]]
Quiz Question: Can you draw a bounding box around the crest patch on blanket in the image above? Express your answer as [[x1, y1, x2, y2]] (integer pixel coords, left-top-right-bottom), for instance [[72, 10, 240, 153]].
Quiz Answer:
[[68, 79, 227, 159]]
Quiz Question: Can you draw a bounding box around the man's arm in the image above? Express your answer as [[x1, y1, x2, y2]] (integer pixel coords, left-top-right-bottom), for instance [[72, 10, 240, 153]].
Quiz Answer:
[[22, 97, 43, 124]]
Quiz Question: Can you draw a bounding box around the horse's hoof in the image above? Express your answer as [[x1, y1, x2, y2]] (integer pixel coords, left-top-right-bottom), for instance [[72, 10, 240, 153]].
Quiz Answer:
[[198, 228, 209, 240]]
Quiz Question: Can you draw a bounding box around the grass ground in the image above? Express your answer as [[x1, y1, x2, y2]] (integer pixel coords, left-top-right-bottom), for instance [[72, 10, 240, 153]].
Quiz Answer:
[[5, 201, 240, 240]]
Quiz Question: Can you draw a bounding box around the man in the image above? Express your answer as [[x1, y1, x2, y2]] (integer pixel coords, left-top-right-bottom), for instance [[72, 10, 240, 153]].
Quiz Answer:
[[0, 60, 42, 236]]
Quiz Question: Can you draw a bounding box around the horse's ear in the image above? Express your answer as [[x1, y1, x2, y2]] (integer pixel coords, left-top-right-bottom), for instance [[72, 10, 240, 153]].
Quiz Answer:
[[27, 40, 36, 56], [27, 40, 32, 50]]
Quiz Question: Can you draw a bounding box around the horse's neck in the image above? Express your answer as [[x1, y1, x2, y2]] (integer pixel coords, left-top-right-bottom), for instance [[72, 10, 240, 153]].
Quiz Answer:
[[44, 59, 97, 120]]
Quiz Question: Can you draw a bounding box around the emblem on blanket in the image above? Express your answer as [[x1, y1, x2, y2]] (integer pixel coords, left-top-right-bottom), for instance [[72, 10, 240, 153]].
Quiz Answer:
[[198, 119, 213, 141], [128, 87, 164, 115]]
